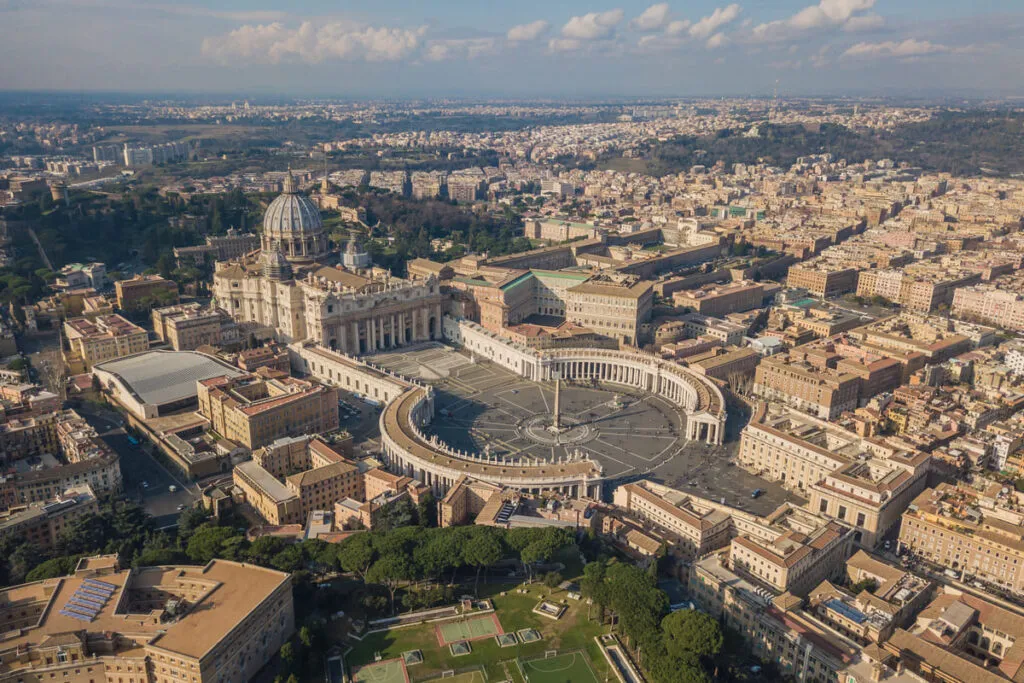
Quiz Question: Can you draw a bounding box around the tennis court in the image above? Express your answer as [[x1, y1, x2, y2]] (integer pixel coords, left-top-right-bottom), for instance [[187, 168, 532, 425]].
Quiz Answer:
[[351, 658, 410, 683], [435, 613, 503, 646], [519, 652, 600, 683]]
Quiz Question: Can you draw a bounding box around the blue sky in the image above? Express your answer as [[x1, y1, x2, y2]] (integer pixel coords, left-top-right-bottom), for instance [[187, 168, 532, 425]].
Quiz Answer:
[[0, 0, 1021, 97]]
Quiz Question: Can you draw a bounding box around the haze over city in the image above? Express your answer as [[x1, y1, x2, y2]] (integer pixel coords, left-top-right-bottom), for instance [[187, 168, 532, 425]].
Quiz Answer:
[[1, 0, 1022, 96]]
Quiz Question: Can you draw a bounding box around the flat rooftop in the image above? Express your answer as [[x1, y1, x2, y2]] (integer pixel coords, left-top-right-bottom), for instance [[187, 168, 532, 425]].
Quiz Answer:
[[95, 350, 244, 407]]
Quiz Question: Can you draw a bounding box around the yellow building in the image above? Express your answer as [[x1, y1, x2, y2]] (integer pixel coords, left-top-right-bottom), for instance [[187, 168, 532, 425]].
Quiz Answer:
[[196, 371, 339, 449], [63, 314, 148, 371], [114, 274, 179, 312]]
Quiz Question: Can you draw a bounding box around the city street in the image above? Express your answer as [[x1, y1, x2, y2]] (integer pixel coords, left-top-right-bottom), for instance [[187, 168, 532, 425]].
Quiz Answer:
[[79, 407, 200, 528]]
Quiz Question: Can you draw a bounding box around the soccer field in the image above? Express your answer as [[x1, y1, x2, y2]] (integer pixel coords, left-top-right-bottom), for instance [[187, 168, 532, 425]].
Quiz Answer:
[[352, 658, 410, 683], [435, 613, 503, 646], [520, 652, 600, 683]]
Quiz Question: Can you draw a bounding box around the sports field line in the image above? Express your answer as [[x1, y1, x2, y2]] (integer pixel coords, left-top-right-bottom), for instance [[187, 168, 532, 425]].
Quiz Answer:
[[351, 657, 410, 683]]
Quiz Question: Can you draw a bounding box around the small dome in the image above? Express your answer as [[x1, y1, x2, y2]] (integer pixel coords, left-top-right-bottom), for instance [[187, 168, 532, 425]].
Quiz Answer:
[[261, 171, 328, 262]]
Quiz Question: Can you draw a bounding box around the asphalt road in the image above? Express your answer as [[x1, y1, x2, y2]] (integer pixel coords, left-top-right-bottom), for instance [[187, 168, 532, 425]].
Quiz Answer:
[[79, 408, 200, 528]]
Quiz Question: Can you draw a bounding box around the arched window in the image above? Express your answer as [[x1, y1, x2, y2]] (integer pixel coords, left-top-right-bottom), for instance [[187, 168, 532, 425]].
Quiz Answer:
[[968, 631, 980, 645], [993, 642, 1003, 656]]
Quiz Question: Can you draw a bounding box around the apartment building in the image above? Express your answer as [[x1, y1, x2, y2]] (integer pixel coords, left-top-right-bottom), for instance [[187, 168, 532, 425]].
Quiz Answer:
[[952, 286, 1024, 331], [152, 303, 235, 351], [0, 485, 97, 550], [197, 371, 339, 450], [673, 280, 764, 316], [114, 274, 179, 311], [753, 352, 861, 419], [740, 404, 930, 547], [64, 314, 149, 371], [690, 551, 898, 683], [729, 509, 854, 597], [612, 481, 732, 560], [787, 264, 860, 298], [856, 268, 981, 312], [898, 483, 1024, 594], [884, 589, 1024, 683]]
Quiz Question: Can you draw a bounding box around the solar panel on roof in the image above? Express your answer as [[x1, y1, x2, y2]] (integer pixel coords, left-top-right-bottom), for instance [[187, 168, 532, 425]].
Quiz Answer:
[[69, 600, 102, 613], [825, 599, 867, 624], [79, 588, 112, 600], [84, 579, 117, 591], [72, 593, 105, 606], [62, 605, 97, 619]]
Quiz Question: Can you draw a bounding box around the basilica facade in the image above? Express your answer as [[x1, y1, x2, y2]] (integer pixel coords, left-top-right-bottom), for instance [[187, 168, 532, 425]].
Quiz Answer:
[[213, 172, 444, 353]]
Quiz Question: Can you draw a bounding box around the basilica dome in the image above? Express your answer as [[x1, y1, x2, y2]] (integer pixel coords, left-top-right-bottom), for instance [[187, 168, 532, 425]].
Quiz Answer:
[[261, 171, 328, 262]]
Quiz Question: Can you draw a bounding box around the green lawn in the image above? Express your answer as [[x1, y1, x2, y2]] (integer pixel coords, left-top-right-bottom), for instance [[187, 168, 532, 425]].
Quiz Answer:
[[351, 658, 409, 683], [347, 584, 609, 682], [519, 652, 600, 683]]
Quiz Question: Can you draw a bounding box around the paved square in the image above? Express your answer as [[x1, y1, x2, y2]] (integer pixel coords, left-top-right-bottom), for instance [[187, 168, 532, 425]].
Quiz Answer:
[[366, 343, 803, 511]]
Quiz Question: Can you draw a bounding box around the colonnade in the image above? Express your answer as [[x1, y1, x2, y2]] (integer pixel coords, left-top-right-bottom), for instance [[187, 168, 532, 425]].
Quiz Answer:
[[326, 304, 442, 355]]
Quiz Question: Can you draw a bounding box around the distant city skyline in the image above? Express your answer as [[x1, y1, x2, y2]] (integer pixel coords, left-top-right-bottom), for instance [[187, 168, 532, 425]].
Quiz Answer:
[[0, 0, 1021, 97]]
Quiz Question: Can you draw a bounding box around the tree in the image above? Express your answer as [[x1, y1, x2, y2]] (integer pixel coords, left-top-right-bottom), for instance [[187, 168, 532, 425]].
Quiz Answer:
[[337, 533, 376, 580], [463, 530, 503, 596], [186, 524, 238, 563], [366, 553, 411, 615], [580, 561, 610, 621], [416, 491, 437, 527], [176, 506, 211, 540], [25, 555, 81, 582], [661, 610, 723, 659], [543, 571, 563, 589]]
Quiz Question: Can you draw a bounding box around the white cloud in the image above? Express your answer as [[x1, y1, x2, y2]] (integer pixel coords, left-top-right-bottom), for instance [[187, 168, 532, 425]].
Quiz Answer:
[[424, 37, 497, 62], [561, 9, 624, 40], [811, 45, 832, 67], [689, 4, 741, 40], [752, 0, 875, 41], [705, 31, 729, 49], [631, 3, 671, 31], [548, 37, 584, 52], [842, 13, 884, 32], [665, 19, 691, 35], [841, 38, 952, 59], [201, 20, 428, 64], [507, 19, 548, 42]]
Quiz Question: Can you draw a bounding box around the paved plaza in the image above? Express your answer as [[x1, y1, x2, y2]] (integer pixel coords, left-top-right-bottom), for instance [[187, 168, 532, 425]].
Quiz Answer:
[[366, 343, 801, 512]]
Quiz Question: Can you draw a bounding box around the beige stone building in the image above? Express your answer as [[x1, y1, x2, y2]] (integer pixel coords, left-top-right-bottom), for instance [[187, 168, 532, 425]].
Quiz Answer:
[[114, 274, 179, 311], [0, 555, 293, 683], [740, 404, 930, 547], [612, 481, 732, 560], [673, 280, 764, 316], [0, 485, 97, 550], [899, 484, 1024, 594], [753, 352, 861, 419], [787, 264, 860, 298], [64, 314, 148, 371], [565, 274, 653, 345], [152, 303, 235, 351], [197, 371, 339, 450]]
